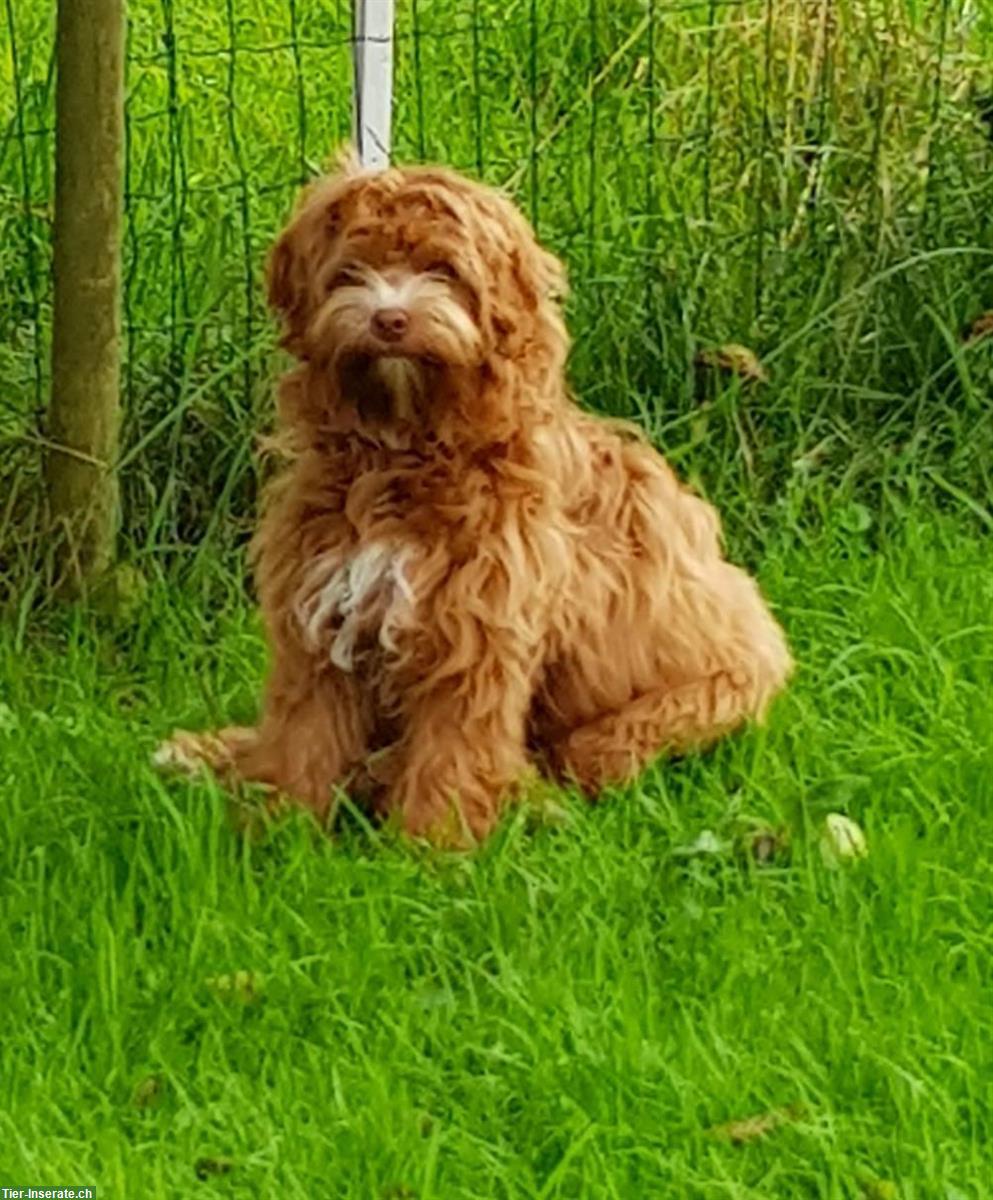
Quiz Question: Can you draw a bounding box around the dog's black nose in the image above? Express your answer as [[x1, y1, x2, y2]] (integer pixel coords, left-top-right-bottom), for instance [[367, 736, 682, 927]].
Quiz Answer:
[[371, 307, 409, 342]]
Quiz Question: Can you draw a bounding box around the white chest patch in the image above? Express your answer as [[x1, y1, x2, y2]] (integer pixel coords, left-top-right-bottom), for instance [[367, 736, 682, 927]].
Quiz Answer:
[[294, 541, 415, 672]]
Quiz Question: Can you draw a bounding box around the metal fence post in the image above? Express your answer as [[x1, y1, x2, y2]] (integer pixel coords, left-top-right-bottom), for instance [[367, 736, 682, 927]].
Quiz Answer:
[[353, 0, 395, 170], [46, 0, 126, 588]]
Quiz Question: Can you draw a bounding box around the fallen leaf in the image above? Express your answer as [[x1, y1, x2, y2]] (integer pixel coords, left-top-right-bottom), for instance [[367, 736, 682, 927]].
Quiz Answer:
[[820, 813, 868, 866], [194, 1156, 235, 1180], [963, 311, 993, 344], [695, 343, 769, 384], [746, 825, 791, 866], [131, 1074, 164, 1109], [673, 829, 725, 857], [710, 1103, 805, 1144]]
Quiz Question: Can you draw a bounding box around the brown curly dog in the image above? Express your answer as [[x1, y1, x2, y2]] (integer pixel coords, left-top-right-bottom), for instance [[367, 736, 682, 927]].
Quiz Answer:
[[155, 153, 792, 846]]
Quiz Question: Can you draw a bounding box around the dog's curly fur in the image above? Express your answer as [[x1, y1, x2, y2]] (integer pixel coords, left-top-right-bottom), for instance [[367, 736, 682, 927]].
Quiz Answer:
[[156, 155, 792, 845]]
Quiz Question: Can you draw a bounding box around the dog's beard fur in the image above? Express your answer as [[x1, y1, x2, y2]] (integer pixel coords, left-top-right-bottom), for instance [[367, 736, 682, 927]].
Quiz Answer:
[[338, 353, 426, 428]]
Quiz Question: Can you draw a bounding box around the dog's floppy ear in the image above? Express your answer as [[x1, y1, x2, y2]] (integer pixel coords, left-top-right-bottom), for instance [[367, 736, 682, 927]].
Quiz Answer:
[[493, 192, 568, 309], [265, 228, 310, 350], [266, 232, 296, 314], [266, 150, 369, 348], [507, 242, 568, 313]]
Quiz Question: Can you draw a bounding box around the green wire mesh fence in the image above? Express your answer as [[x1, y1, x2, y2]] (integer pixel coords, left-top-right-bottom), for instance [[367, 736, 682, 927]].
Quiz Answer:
[[2, 0, 992, 558]]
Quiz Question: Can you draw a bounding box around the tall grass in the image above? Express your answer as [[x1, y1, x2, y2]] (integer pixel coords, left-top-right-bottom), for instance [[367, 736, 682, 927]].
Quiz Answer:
[[0, 508, 989, 1196], [1, 0, 992, 590]]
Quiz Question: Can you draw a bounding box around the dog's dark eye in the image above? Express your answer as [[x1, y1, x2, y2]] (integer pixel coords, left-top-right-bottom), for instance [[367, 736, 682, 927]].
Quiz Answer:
[[326, 266, 359, 292], [426, 261, 459, 282]]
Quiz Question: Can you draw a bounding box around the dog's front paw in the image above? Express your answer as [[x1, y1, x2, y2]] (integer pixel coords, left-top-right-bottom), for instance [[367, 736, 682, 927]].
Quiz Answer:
[[153, 727, 258, 777], [152, 729, 216, 777]]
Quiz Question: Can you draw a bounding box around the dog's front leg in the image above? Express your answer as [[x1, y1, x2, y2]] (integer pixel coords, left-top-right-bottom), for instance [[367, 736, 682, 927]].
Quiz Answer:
[[156, 644, 370, 822], [382, 594, 543, 846], [387, 679, 533, 846], [243, 649, 372, 819]]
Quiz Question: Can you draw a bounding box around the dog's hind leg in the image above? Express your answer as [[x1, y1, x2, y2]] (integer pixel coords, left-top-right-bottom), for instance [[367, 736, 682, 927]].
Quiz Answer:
[[549, 663, 786, 793]]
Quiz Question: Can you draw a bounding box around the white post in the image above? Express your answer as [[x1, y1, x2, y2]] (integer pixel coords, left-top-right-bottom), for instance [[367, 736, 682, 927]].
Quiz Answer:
[[352, 0, 395, 170]]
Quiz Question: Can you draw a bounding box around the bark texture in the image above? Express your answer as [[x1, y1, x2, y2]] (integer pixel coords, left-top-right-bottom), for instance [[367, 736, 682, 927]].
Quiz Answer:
[[47, 0, 126, 586]]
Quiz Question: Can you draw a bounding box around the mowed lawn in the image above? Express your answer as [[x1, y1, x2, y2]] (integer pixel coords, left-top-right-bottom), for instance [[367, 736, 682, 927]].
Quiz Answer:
[[0, 508, 989, 1199]]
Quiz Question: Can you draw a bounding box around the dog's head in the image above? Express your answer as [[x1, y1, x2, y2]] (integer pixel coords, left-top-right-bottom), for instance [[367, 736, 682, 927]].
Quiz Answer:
[[266, 151, 568, 439]]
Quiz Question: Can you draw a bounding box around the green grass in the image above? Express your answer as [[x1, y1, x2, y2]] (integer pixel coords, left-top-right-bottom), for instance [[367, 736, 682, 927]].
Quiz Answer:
[[1, 506, 989, 1197], [1, 0, 992, 1194]]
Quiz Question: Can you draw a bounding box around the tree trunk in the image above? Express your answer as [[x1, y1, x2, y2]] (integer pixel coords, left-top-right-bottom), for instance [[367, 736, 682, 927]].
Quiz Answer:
[[46, 0, 126, 589]]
